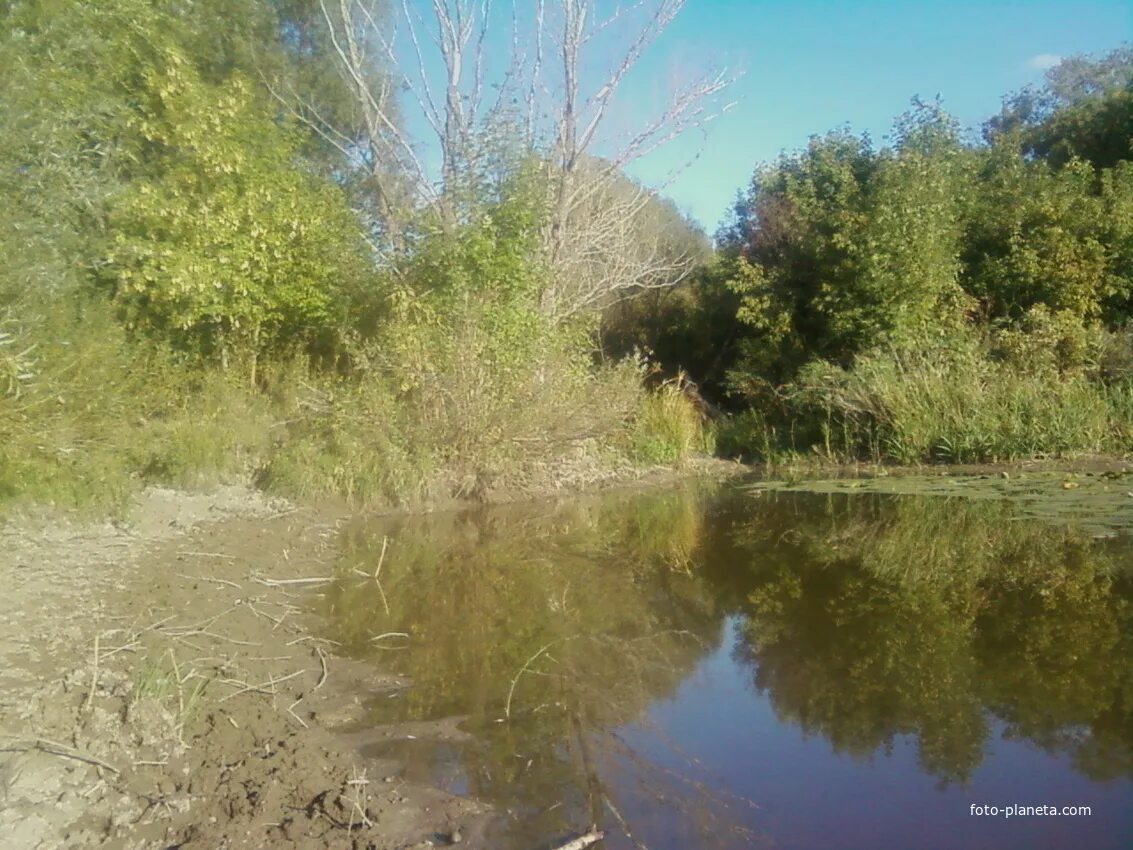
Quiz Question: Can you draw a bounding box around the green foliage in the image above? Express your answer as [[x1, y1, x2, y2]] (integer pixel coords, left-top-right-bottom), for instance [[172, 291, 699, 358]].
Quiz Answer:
[[257, 186, 668, 507], [637, 58, 1133, 467], [0, 0, 707, 514], [0, 299, 275, 512], [602, 258, 745, 407], [985, 46, 1133, 170], [717, 103, 973, 385], [733, 491, 1133, 784], [713, 409, 781, 462], [104, 62, 367, 364], [722, 129, 879, 375], [796, 337, 1117, 463], [860, 101, 974, 341], [718, 329, 1133, 465], [256, 374, 432, 506], [962, 153, 1117, 322]]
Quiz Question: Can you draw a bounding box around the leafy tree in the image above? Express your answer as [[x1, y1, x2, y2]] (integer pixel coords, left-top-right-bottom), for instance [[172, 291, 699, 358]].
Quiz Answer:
[[0, 0, 141, 304], [717, 129, 879, 382], [961, 150, 1116, 322], [719, 104, 972, 391], [985, 46, 1133, 170], [103, 58, 368, 373], [857, 100, 974, 341]]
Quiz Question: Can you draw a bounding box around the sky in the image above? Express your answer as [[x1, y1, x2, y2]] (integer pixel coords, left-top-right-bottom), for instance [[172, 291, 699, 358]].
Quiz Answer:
[[608, 0, 1132, 233]]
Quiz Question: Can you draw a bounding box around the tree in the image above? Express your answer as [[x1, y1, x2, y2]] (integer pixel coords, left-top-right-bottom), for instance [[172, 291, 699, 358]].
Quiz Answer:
[[718, 129, 881, 381], [308, 0, 735, 318], [104, 59, 368, 377], [984, 46, 1133, 170], [961, 150, 1116, 323], [857, 100, 973, 342]]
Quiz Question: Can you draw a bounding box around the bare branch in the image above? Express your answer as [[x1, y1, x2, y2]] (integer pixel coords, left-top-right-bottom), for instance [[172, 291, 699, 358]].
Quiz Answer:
[[311, 0, 729, 308]]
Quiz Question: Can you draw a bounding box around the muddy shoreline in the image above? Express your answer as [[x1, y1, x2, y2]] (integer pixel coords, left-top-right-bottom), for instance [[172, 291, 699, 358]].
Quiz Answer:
[[1, 462, 742, 850]]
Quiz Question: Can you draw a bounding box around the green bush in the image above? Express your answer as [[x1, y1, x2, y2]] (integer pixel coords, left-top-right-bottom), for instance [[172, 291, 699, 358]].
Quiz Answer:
[[258, 315, 650, 506]]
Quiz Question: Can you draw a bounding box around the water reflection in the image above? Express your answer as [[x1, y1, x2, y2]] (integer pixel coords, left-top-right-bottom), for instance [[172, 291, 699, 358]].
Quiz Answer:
[[321, 482, 1133, 849], [323, 482, 734, 847], [734, 495, 1133, 787]]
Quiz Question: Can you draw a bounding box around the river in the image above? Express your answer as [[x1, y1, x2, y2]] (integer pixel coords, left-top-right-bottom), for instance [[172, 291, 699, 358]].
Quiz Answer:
[[316, 478, 1133, 850]]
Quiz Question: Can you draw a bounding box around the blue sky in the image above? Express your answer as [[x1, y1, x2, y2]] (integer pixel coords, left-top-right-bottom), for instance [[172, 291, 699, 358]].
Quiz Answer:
[[612, 0, 1131, 233]]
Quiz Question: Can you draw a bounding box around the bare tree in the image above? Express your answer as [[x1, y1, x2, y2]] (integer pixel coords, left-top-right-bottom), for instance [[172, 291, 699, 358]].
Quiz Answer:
[[304, 0, 737, 315]]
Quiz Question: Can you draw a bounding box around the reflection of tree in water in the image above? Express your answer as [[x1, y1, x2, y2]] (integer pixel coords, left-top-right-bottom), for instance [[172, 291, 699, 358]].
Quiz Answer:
[[731, 491, 1133, 785], [320, 481, 754, 847], [312, 482, 1133, 843]]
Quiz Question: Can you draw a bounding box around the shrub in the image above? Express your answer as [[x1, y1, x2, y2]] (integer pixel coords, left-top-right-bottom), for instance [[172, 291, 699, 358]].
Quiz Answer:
[[628, 375, 713, 466]]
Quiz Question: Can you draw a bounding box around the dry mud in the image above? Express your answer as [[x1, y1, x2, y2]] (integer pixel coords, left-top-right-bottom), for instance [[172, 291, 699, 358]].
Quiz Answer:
[[0, 487, 488, 850]]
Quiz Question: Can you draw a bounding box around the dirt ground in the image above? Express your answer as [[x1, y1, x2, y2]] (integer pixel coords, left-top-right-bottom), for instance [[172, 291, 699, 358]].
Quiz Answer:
[[0, 486, 491, 850]]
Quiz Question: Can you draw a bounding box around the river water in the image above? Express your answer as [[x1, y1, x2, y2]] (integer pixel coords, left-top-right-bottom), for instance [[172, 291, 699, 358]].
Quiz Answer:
[[319, 479, 1133, 850]]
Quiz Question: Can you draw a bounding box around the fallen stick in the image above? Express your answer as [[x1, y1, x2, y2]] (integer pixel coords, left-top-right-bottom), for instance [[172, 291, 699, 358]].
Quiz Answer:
[[164, 628, 260, 647], [84, 631, 100, 713], [550, 830, 606, 850], [175, 572, 242, 589], [314, 646, 329, 691], [217, 669, 306, 702], [286, 700, 309, 728], [0, 737, 121, 775], [251, 575, 335, 587]]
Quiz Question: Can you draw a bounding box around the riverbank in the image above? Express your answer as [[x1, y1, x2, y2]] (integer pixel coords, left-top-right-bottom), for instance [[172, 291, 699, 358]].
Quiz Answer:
[[6, 454, 1128, 849], [0, 484, 493, 849], [0, 460, 739, 849]]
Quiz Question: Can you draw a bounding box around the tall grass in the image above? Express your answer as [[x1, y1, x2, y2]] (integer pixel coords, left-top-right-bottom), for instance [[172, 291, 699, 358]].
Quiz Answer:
[[0, 301, 273, 513], [259, 315, 658, 506], [628, 374, 714, 466], [718, 331, 1133, 465]]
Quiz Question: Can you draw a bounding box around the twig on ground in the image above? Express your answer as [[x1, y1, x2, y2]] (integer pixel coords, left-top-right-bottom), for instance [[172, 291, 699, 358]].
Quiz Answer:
[[251, 575, 335, 587], [217, 669, 306, 702], [0, 736, 121, 775], [369, 632, 409, 650], [315, 646, 329, 691], [175, 572, 242, 589], [286, 635, 341, 647], [286, 698, 309, 728], [85, 631, 100, 713], [550, 830, 606, 850], [165, 628, 260, 647], [245, 601, 285, 626], [346, 765, 373, 831], [100, 640, 141, 659]]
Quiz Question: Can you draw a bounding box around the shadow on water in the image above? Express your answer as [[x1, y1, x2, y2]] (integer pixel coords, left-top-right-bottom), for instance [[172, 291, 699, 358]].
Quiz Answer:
[[317, 480, 1133, 850]]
